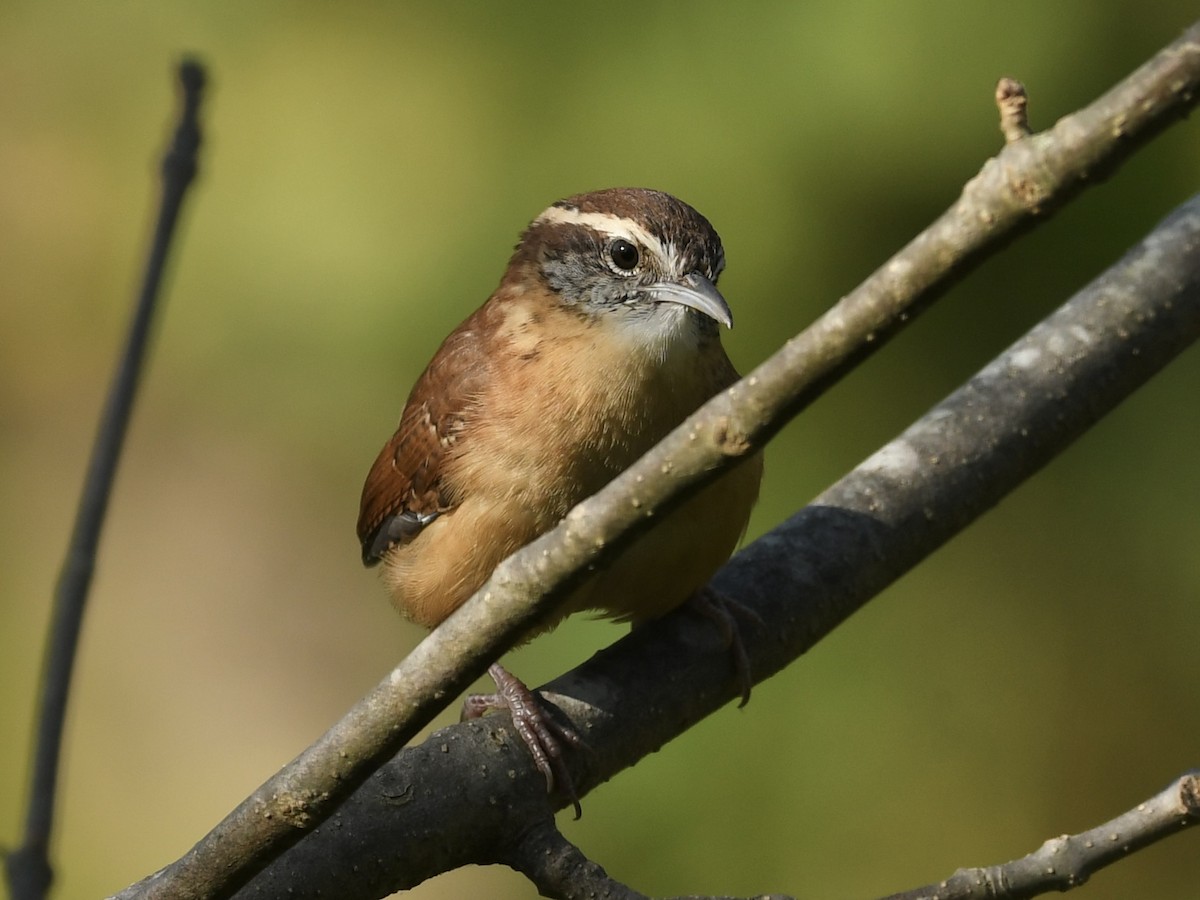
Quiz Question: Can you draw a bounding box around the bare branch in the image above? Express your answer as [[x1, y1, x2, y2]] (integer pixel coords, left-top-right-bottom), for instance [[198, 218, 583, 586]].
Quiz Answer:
[[5, 58, 206, 900], [880, 771, 1200, 899], [112, 24, 1200, 900]]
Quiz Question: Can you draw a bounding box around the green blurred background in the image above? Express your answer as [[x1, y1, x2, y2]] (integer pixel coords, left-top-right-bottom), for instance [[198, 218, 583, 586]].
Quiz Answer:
[[2, 3, 1197, 898]]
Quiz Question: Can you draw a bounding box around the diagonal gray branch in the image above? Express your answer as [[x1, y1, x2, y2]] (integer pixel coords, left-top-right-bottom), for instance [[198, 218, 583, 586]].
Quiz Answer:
[[112, 22, 1200, 900], [880, 771, 1200, 899], [226, 189, 1200, 898]]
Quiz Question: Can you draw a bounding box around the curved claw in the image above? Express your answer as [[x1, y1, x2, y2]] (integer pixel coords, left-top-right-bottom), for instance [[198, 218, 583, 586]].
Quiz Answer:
[[463, 663, 586, 819], [687, 587, 763, 707]]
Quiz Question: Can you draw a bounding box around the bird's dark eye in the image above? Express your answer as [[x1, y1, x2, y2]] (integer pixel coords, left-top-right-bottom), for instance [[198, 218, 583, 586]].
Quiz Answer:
[[608, 239, 640, 271]]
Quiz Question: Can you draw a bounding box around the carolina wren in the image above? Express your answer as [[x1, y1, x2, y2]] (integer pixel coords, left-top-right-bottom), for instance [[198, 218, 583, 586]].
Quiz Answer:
[[358, 188, 762, 808]]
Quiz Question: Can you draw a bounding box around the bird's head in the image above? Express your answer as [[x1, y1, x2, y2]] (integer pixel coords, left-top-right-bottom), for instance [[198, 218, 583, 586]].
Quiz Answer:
[[505, 188, 732, 350]]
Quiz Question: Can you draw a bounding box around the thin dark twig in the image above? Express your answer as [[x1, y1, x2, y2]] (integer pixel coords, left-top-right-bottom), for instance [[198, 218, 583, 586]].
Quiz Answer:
[[4, 58, 206, 900]]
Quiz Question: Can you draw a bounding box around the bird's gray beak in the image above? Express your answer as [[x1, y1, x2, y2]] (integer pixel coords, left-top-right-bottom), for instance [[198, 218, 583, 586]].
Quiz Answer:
[[647, 272, 733, 329]]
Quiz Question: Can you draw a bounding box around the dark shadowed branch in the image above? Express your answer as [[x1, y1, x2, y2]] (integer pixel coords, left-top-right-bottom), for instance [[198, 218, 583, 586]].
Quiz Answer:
[[4, 59, 206, 900], [504, 819, 649, 900], [212, 187, 1200, 899], [111, 23, 1200, 900]]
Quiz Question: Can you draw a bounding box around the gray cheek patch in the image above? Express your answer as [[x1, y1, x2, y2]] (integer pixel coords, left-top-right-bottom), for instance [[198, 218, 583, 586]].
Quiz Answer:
[[542, 254, 645, 314]]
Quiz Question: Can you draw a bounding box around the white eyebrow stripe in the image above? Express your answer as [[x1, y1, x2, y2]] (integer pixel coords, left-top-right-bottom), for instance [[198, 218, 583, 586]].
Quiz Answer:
[[535, 206, 663, 257]]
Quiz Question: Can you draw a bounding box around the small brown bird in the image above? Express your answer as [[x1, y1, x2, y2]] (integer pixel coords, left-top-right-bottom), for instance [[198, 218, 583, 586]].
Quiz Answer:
[[358, 188, 762, 807]]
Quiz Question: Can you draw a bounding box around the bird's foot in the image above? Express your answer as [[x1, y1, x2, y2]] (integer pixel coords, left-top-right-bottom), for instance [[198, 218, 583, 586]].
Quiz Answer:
[[463, 662, 585, 819], [686, 587, 763, 707]]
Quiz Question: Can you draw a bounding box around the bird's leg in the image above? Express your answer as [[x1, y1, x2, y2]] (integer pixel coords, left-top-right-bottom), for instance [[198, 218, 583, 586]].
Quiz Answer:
[[463, 662, 585, 818], [685, 587, 763, 708]]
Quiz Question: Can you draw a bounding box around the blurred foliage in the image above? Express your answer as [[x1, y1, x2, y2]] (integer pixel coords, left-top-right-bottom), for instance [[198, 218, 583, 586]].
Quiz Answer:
[[1, 3, 1198, 899]]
